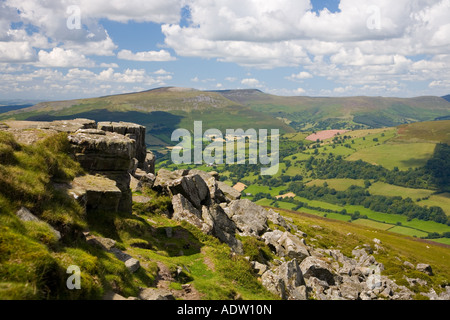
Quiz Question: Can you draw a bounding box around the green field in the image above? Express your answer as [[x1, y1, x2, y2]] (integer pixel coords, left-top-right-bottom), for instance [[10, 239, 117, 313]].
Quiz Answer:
[[352, 219, 395, 231], [306, 178, 366, 191], [418, 193, 450, 216], [368, 182, 435, 200], [387, 226, 429, 238], [346, 142, 437, 170]]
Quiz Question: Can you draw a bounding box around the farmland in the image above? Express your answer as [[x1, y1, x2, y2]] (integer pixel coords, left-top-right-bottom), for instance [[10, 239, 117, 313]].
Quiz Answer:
[[160, 120, 450, 244]]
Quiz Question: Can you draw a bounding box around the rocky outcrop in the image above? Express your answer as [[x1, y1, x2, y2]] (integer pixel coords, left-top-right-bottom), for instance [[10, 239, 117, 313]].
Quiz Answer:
[[97, 121, 150, 172], [63, 120, 155, 214], [149, 167, 431, 300]]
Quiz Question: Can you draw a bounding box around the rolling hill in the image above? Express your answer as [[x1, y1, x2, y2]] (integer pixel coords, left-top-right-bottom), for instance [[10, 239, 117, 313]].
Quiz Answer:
[[215, 89, 450, 131], [1, 87, 449, 153], [0, 87, 295, 153]]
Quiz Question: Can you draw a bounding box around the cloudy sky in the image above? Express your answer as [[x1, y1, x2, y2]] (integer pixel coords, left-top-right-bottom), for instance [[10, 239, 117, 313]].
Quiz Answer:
[[1, 0, 450, 100]]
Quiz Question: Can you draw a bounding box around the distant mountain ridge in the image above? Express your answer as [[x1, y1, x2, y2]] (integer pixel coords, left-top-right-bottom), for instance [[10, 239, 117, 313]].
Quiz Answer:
[[442, 94, 450, 102], [1, 87, 449, 142]]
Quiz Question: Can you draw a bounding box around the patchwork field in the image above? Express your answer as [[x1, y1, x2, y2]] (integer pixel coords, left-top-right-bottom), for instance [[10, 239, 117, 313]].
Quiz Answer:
[[346, 142, 436, 170], [368, 182, 435, 200], [306, 178, 366, 191]]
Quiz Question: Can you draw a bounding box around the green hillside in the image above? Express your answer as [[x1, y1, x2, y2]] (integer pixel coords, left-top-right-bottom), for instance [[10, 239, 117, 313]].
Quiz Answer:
[[0, 87, 295, 154], [216, 90, 450, 131]]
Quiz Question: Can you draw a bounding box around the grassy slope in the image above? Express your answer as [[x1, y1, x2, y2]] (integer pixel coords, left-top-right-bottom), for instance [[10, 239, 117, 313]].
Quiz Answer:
[[278, 208, 450, 295], [218, 90, 450, 130], [0, 88, 295, 143]]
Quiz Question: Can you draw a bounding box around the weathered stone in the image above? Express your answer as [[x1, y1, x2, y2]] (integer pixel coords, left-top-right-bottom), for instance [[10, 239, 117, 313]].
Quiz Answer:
[[139, 288, 175, 300], [300, 256, 336, 286], [263, 230, 310, 261], [261, 259, 305, 300], [98, 121, 147, 168], [171, 193, 203, 228], [153, 169, 188, 191], [16, 207, 40, 222], [216, 181, 242, 202], [143, 151, 155, 174], [69, 174, 122, 213], [37, 119, 97, 132], [68, 130, 136, 172], [339, 277, 362, 300], [278, 231, 310, 261], [15, 207, 61, 240], [86, 235, 116, 251], [133, 168, 156, 188], [125, 258, 141, 273], [266, 209, 290, 231], [202, 204, 243, 254], [416, 263, 433, 275], [225, 199, 268, 236], [188, 169, 224, 203], [168, 174, 210, 209], [103, 172, 133, 214], [251, 261, 268, 275]]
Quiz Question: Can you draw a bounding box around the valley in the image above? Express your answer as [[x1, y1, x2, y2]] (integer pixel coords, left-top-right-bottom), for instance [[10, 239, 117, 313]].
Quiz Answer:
[[1, 88, 449, 301]]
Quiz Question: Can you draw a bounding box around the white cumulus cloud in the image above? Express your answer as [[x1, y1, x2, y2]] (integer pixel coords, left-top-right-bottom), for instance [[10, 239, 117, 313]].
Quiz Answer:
[[117, 49, 176, 62]]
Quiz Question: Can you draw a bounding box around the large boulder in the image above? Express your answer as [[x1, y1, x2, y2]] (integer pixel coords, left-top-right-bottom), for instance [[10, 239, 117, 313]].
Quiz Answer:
[[224, 199, 268, 236], [262, 231, 310, 262], [68, 129, 136, 172], [68, 174, 122, 213], [167, 174, 210, 210], [188, 169, 225, 203], [202, 204, 243, 254], [416, 263, 433, 276], [300, 256, 337, 286], [216, 181, 241, 202], [171, 193, 204, 229], [153, 169, 188, 191], [97, 121, 147, 168], [261, 259, 306, 300], [277, 231, 310, 261]]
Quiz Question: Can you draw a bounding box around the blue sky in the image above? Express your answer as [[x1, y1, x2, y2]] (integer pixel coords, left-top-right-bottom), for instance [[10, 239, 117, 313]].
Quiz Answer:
[[1, 0, 450, 100]]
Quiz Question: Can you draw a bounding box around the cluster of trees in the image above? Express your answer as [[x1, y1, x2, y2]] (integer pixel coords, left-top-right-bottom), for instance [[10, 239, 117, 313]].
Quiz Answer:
[[284, 183, 449, 225], [425, 143, 450, 192], [308, 154, 436, 189]]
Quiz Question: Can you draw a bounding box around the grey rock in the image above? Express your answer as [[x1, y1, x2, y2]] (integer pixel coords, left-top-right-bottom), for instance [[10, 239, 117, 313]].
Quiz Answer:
[[16, 207, 40, 222], [15, 207, 61, 240], [171, 193, 204, 229], [168, 174, 210, 210], [225, 199, 268, 236], [68, 130, 136, 172], [125, 258, 141, 273], [403, 261, 415, 269], [266, 209, 290, 231], [251, 261, 268, 275], [263, 231, 310, 261], [133, 168, 156, 189], [216, 181, 241, 202], [97, 121, 147, 168], [139, 288, 175, 300], [261, 259, 305, 300], [416, 263, 433, 275], [300, 256, 336, 285], [202, 204, 243, 254]]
